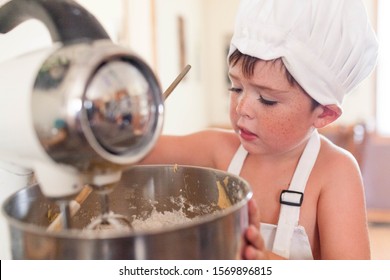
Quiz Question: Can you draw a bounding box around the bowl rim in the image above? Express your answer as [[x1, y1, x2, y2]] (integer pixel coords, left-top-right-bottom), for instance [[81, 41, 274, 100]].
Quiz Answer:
[[2, 164, 253, 239]]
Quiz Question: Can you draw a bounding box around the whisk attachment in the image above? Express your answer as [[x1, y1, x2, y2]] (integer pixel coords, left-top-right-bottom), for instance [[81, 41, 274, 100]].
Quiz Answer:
[[86, 211, 132, 231], [86, 183, 132, 231]]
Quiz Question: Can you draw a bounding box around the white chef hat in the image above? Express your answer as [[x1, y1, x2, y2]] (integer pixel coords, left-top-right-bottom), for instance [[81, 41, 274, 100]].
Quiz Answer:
[[228, 0, 378, 109]]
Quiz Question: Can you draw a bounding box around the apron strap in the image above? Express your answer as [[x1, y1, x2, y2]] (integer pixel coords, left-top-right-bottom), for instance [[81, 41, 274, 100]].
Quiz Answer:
[[272, 130, 321, 258], [227, 144, 247, 175]]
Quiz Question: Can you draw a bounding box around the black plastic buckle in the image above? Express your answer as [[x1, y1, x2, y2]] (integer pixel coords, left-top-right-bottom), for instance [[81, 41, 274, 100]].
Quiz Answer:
[[279, 190, 304, 207]]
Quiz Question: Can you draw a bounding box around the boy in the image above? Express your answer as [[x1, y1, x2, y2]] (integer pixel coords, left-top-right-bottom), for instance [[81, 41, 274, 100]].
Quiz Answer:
[[142, 0, 378, 259]]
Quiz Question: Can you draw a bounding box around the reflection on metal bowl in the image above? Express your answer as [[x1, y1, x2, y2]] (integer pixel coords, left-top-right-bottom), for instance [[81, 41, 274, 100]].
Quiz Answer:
[[2, 165, 252, 260]]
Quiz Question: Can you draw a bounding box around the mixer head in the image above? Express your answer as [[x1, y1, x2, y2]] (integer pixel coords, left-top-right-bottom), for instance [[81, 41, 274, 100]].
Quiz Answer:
[[0, 0, 164, 199], [32, 40, 164, 178]]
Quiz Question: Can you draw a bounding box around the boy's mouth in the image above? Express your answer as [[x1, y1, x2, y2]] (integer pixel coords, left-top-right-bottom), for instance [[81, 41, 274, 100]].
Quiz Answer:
[[238, 127, 258, 141]]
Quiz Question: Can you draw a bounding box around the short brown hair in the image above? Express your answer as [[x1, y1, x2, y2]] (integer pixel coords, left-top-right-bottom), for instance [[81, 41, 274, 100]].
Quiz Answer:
[[228, 49, 319, 109]]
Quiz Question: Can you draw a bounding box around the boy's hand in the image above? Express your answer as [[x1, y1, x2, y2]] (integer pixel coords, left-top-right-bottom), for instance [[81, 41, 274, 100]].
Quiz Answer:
[[242, 199, 268, 260]]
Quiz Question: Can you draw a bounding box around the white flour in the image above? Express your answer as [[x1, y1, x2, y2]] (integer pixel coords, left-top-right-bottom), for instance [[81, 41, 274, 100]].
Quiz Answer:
[[85, 195, 220, 233], [131, 208, 193, 231]]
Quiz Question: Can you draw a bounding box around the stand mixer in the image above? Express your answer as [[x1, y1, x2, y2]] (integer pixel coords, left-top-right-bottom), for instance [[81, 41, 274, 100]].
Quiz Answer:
[[0, 0, 164, 246]]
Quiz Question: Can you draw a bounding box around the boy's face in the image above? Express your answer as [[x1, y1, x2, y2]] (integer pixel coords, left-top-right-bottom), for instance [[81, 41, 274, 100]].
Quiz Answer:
[[228, 58, 321, 155]]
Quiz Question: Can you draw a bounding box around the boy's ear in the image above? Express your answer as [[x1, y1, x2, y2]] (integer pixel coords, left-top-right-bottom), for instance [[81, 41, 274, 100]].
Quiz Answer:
[[313, 105, 341, 128]]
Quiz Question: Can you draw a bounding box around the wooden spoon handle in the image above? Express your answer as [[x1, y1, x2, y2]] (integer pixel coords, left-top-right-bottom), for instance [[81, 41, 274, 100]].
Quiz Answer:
[[47, 185, 93, 232], [163, 64, 191, 100]]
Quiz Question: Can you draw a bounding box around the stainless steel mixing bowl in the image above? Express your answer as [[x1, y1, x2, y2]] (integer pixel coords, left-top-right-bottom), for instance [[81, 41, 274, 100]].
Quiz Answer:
[[2, 165, 252, 259]]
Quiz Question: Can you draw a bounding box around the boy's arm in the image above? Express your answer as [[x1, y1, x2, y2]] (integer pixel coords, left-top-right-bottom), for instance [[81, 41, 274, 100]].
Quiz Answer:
[[139, 129, 234, 168], [317, 151, 370, 259]]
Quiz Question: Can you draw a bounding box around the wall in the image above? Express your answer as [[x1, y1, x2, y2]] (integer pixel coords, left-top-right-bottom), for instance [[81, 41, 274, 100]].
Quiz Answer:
[[0, 20, 51, 63], [153, 0, 208, 134], [202, 0, 240, 128]]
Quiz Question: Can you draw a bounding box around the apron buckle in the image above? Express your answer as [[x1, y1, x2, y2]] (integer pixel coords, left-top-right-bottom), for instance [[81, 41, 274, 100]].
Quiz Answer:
[[280, 190, 304, 207]]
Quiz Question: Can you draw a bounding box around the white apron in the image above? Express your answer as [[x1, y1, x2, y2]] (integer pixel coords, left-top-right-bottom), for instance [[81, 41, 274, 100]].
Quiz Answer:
[[228, 130, 321, 259]]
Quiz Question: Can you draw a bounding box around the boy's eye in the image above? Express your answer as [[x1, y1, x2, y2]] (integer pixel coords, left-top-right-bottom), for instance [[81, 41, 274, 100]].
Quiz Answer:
[[228, 87, 242, 94], [258, 95, 277, 106]]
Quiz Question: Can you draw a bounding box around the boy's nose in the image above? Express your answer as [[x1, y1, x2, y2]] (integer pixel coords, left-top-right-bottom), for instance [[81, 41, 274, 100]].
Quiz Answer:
[[236, 94, 255, 119]]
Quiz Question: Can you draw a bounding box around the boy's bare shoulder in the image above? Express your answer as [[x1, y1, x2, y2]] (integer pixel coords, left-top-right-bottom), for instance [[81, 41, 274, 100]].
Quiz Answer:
[[318, 135, 359, 167], [315, 135, 362, 186]]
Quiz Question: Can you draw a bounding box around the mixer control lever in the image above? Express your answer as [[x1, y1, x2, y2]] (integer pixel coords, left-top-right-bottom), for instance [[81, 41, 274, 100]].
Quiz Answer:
[[0, 0, 109, 44]]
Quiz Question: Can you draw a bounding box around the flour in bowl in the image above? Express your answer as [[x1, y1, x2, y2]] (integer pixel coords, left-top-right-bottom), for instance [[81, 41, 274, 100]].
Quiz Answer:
[[131, 208, 193, 231]]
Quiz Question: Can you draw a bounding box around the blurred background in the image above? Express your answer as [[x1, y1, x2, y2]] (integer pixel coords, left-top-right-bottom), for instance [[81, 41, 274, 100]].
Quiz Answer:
[[0, 0, 389, 258]]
